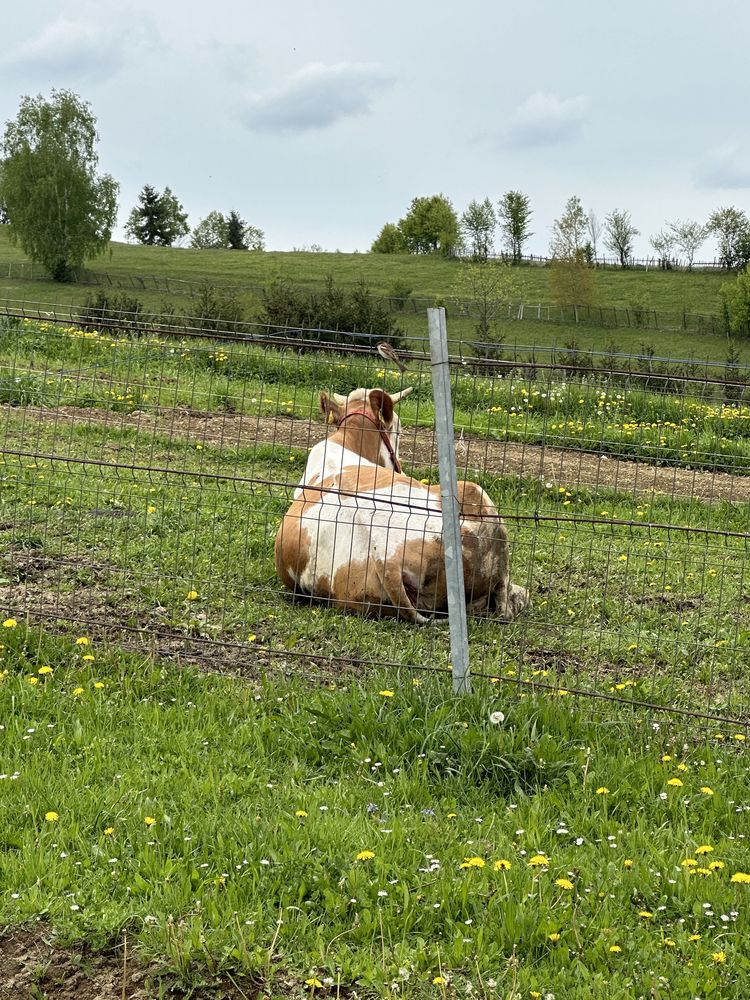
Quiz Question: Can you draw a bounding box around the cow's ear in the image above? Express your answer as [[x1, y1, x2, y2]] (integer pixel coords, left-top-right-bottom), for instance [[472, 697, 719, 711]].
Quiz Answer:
[[369, 389, 394, 426], [320, 391, 340, 425]]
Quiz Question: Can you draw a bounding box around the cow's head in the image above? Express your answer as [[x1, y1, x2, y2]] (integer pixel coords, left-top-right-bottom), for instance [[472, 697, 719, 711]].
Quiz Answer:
[[319, 386, 412, 470]]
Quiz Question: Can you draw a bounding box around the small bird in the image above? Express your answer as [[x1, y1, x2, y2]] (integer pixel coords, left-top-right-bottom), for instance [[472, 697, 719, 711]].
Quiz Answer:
[[376, 340, 407, 373]]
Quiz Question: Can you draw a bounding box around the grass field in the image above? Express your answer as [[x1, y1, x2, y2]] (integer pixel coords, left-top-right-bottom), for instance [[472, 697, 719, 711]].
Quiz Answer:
[[0, 308, 749, 996]]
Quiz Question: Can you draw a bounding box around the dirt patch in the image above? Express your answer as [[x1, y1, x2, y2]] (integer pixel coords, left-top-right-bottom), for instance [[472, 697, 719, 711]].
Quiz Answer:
[[8, 403, 750, 503], [0, 926, 258, 999]]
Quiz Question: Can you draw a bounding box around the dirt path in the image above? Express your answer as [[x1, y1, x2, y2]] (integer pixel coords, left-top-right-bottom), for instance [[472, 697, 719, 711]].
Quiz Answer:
[[6, 403, 750, 503]]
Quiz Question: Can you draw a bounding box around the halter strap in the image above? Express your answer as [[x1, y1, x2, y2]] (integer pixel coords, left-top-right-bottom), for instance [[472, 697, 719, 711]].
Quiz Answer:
[[336, 409, 402, 474]]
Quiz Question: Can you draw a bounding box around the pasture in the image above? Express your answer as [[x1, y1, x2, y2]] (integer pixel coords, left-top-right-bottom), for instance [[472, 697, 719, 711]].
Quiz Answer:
[[0, 313, 749, 998]]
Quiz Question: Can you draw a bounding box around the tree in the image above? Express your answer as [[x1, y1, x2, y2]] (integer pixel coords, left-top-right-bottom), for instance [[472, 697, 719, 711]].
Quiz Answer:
[[398, 194, 462, 256], [548, 255, 597, 314], [649, 229, 676, 269], [708, 207, 750, 270], [451, 260, 526, 356], [497, 190, 533, 262], [460, 198, 496, 260], [549, 196, 587, 259], [125, 184, 189, 246], [720, 265, 750, 337], [190, 210, 229, 249], [0, 89, 118, 281], [603, 209, 639, 267], [667, 219, 707, 270], [371, 222, 406, 254], [586, 209, 602, 259], [0, 161, 8, 224]]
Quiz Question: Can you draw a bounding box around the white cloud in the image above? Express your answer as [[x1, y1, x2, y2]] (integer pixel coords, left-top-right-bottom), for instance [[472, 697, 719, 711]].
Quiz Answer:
[[239, 62, 395, 135], [503, 91, 590, 148], [693, 144, 750, 190], [0, 14, 157, 83]]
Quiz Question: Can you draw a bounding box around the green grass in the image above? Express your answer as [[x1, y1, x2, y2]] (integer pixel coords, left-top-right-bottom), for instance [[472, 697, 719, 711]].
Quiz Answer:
[[0, 631, 748, 998], [1, 227, 747, 364]]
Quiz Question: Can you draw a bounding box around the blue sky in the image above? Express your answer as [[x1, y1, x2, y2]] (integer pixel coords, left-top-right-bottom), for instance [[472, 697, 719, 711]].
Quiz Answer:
[[2, 0, 749, 258]]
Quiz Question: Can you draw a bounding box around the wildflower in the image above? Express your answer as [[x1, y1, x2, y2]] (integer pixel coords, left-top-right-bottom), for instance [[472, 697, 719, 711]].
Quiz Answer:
[[734, 734, 746, 741], [37, 666, 53, 675], [75, 637, 89, 646], [700, 786, 715, 795], [547, 932, 561, 943], [305, 978, 324, 988], [627, 643, 638, 651], [44, 811, 59, 822], [2, 619, 17, 628], [623, 859, 634, 868], [460, 856, 486, 869], [595, 787, 609, 795], [711, 951, 727, 964], [555, 878, 574, 891], [489, 711, 505, 724], [247, 634, 257, 642], [681, 858, 697, 867], [82, 655, 95, 662], [144, 816, 156, 826], [379, 690, 394, 697], [103, 827, 114, 835], [730, 872, 750, 883], [617, 554, 628, 562], [638, 910, 653, 919], [663, 938, 676, 947], [93, 682, 105, 689], [689, 934, 701, 941], [667, 778, 683, 787], [432, 976, 447, 985], [528, 855, 550, 867], [494, 859, 512, 871], [356, 850, 375, 862], [447, 812, 457, 819], [609, 945, 622, 953], [27, 676, 38, 685], [661, 754, 672, 762], [72, 687, 84, 697], [695, 845, 713, 855], [295, 810, 308, 818]]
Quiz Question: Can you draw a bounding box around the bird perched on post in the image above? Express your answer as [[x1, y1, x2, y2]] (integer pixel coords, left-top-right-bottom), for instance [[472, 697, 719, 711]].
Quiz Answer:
[[376, 340, 407, 373]]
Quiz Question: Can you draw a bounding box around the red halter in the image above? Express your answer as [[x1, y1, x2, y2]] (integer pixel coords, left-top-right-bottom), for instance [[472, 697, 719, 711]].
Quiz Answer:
[[336, 409, 402, 474]]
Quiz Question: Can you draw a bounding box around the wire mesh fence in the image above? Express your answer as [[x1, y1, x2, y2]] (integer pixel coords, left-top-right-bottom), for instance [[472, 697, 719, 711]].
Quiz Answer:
[[0, 309, 748, 728]]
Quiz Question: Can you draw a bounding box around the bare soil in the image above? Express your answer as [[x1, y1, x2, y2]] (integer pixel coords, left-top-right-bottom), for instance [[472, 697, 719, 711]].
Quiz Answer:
[[0, 926, 258, 999], [10, 403, 750, 503]]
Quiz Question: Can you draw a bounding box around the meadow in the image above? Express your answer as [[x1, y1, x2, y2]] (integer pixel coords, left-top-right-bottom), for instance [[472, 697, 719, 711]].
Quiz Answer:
[[0, 294, 748, 995]]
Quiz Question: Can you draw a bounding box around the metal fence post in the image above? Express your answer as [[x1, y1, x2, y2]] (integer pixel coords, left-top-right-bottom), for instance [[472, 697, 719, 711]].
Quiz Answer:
[[427, 307, 471, 694]]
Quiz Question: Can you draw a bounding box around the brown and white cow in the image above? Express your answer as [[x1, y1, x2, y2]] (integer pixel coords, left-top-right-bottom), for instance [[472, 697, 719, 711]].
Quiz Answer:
[[275, 388, 529, 624]]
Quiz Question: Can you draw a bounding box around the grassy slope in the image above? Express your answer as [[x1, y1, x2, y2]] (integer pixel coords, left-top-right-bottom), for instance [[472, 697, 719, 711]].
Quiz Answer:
[[0, 228, 744, 363]]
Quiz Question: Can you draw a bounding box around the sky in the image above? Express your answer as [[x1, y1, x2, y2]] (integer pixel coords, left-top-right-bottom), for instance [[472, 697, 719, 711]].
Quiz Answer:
[[2, 0, 749, 259]]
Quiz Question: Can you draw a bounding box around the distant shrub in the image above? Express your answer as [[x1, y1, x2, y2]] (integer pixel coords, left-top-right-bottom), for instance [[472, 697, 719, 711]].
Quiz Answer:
[[388, 278, 413, 311], [77, 291, 144, 333], [183, 281, 245, 333], [257, 275, 404, 347]]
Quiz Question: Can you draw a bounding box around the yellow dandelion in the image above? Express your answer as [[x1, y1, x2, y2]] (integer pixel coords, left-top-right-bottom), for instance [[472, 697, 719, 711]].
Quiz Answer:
[[711, 951, 727, 964], [730, 871, 750, 883], [379, 690, 394, 697], [547, 932, 561, 943], [37, 666, 53, 675], [144, 816, 156, 826], [689, 934, 701, 942], [295, 810, 308, 818], [667, 777, 683, 787], [82, 654, 95, 662], [695, 845, 713, 855], [446, 812, 457, 819], [700, 786, 714, 795], [27, 676, 39, 685], [555, 878, 574, 891], [661, 754, 672, 762], [44, 811, 59, 822], [623, 859, 634, 868], [595, 786, 609, 795], [186, 590, 198, 600], [663, 938, 676, 948], [709, 860, 725, 870], [93, 681, 105, 689], [72, 687, 84, 697], [2, 618, 17, 628], [75, 636, 89, 646], [681, 858, 697, 867], [638, 910, 653, 919], [432, 976, 447, 986], [460, 856, 485, 869], [493, 859, 512, 871], [355, 850, 375, 862], [103, 827, 114, 835], [305, 978, 324, 988], [528, 855, 550, 867], [733, 733, 746, 741], [247, 634, 257, 642], [609, 945, 622, 953]]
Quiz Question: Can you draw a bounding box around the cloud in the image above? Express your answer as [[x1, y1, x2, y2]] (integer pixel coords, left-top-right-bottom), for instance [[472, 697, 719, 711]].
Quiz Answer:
[[239, 62, 394, 134], [0, 14, 156, 83], [693, 144, 750, 190], [502, 91, 589, 148]]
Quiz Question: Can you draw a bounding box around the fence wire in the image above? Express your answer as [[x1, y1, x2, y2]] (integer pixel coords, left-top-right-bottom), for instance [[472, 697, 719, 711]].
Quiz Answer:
[[0, 311, 748, 728]]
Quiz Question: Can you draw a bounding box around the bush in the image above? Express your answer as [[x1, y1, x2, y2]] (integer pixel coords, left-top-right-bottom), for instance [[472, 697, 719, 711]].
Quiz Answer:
[[77, 291, 144, 333], [183, 282, 245, 333], [257, 275, 404, 347]]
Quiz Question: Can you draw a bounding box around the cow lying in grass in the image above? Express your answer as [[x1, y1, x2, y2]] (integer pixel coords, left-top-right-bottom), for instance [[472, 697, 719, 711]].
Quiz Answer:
[[275, 387, 529, 624]]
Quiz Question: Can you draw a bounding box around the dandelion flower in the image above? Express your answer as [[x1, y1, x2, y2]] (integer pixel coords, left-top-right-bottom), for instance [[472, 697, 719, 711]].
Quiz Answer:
[[700, 786, 715, 795], [609, 945, 622, 953], [2, 618, 17, 628], [623, 859, 634, 868], [37, 666, 53, 675], [695, 845, 713, 855], [72, 687, 84, 697], [460, 856, 485, 869], [186, 591, 198, 601], [144, 816, 156, 826], [305, 978, 324, 988], [663, 938, 676, 948], [93, 681, 105, 689], [247, 634, 257, 642], [355, 850, 375, 862], [528, 855, 550, 867], [82, 654, 95, 662], [104, 827, 114, 836], [689, 934, 701, 942], [27, 676, 38, 685], [595, 787, 609, 795], [730, 871, 750, 883], [733, 734, 746, 741], [667, 777, 683, 787], [681, 858, 697, 867], [295, 810, 308, 818], [432, 976, 447, 985], [638, 910, 653, 919], [547, 932, 561, 943], [379, 690, 394, 697], [44, 811, 59, 822], [494, 859, 512, 871], [75, 637, 89, 646], [711, 951, 727, 964], [555, 878, 574, 891], [489, 710, 505, 724]]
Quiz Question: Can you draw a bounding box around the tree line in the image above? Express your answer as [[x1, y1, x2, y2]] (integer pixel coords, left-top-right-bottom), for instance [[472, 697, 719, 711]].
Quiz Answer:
[[372, 193, 750, 273], [0, 90, 265, 282]]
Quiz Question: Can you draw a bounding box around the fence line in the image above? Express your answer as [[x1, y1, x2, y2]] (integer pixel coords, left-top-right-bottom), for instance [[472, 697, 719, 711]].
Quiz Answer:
[[0, 311, 748, 728]]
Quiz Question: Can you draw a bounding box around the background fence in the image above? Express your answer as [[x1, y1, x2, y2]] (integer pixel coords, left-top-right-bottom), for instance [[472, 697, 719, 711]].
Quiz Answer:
[[0, 309, 748, 728]]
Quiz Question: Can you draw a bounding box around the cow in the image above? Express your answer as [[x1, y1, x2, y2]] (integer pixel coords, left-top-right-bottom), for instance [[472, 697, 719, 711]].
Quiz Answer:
[[275, 387, 529, 624]]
